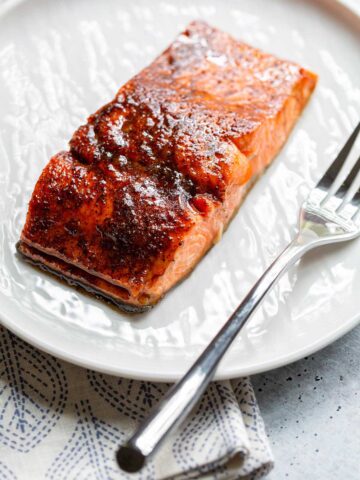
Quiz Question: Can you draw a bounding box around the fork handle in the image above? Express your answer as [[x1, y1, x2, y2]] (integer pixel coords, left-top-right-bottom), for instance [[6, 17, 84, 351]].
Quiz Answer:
[[117, 236, 312, 472]]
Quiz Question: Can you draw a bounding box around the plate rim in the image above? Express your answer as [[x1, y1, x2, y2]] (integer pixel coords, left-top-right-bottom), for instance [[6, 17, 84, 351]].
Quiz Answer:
[[1, 303, 359, 381]]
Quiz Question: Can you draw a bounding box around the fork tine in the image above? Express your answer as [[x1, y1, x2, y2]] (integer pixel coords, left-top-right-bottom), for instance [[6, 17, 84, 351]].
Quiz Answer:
[[317, 121, 360, 191], [352, 191, 360, 204], [350, 189, 360, 209], [335, 154, 360, 198], [351, 196, 360, 221]]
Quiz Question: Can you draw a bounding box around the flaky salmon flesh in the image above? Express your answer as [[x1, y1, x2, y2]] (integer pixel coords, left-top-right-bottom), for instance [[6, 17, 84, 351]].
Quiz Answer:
[[18, 21, 317, 312]]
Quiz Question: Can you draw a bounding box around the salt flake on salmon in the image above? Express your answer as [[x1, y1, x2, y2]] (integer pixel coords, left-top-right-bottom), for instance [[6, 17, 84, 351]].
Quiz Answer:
[[17, 21, 317, 312]]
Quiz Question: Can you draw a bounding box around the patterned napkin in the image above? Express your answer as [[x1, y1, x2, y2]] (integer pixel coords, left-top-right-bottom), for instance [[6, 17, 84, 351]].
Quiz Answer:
[[0, 325, 273, 479]]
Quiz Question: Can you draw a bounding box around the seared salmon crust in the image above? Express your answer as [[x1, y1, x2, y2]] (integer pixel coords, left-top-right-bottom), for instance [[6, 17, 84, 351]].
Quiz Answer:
[[18, 21, 317, 311]]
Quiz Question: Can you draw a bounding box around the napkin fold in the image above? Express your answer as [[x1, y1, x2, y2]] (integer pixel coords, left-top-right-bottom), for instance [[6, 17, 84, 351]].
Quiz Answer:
[[0, 326, 273, 479]]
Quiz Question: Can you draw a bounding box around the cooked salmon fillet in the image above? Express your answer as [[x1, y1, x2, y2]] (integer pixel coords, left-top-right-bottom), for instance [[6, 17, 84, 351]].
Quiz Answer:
[[18, 21, 317, 312]]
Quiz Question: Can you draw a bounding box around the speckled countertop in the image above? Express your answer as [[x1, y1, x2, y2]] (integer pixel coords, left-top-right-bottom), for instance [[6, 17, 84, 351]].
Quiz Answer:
[[252, 324, 360, 479]]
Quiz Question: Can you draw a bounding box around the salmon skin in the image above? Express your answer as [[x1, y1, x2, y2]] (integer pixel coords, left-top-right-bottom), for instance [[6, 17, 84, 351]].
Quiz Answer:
[[18, 21, 317, 312]]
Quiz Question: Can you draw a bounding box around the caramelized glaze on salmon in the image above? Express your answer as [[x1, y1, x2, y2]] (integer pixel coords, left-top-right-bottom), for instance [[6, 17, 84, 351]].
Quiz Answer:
[[18, 21, 317, 311]]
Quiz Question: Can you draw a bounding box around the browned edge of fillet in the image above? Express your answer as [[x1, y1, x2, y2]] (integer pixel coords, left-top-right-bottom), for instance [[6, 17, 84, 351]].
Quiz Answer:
[[16, 241, 151, 314]]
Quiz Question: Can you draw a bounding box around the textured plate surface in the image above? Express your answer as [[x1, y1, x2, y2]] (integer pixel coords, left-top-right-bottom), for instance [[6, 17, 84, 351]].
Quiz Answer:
[[0, 0, 359, 381]]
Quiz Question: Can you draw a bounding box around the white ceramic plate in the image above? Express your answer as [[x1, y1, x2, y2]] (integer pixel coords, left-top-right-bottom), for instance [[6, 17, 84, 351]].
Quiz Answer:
[[0, 0, 359, 381]]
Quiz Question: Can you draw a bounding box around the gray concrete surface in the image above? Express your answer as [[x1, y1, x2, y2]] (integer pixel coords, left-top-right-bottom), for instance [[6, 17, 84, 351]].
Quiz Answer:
[[252, 324, 360, 479]]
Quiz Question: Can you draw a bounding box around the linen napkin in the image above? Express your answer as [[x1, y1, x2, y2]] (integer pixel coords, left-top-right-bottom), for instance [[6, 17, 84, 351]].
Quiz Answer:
[[0, 325, 273, 479]]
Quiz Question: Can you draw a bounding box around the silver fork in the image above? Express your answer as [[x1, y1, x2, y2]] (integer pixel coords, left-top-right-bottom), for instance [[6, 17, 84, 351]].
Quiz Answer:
[[117, 122, 360, 473]]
